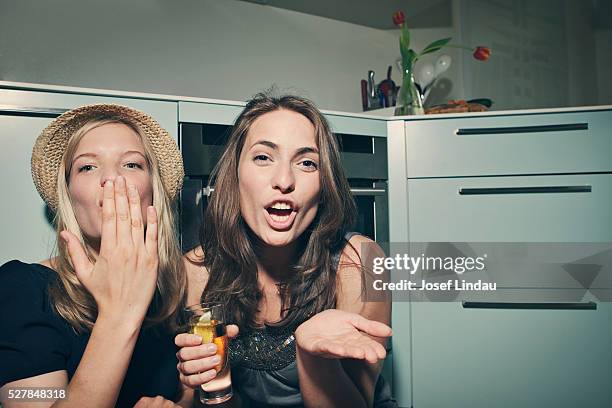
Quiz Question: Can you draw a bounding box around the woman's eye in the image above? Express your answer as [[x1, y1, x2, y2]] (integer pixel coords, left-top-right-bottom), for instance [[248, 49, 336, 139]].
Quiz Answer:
[[254, 155, 270, 163], [299, 160, 318, 170], [125, 162, 144, 169], [78, 164, 95, 173]]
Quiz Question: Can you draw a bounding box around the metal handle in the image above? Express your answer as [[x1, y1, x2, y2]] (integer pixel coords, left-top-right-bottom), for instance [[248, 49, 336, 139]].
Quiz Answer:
[[350, 188, 386, 196], [458, 186, 592, 195], [0, 104, 68, 117], [456, 123, 588, 135], [203, 186, 386, 197], [462, 301, 597, 310]]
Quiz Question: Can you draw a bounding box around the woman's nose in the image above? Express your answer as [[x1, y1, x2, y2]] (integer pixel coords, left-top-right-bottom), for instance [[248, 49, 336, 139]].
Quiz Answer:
[[271, 163, 295, 193], [100, 171, 118, 187]]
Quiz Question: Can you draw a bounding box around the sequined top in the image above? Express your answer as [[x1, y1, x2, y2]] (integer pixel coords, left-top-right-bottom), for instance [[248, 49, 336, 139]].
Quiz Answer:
[[228, 320, 298, 371], [227, 232, 397, 408]]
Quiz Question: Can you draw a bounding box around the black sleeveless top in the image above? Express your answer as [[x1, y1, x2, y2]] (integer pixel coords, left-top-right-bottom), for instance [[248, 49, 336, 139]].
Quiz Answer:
[[228, 232, 396, 407], [0, 260, 180, 407]]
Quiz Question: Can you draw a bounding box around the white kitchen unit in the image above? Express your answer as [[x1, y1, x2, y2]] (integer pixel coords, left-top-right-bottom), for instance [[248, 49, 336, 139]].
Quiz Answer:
[[387, 107, 612, 408]]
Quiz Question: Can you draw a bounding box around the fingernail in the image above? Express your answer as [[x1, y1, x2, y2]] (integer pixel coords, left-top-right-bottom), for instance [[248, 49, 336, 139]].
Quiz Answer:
[[211, 355, 221, 364], [207, 370, 217, 380], [192, 335, 202, 343], [105, 180, 113, 188], [207, 344, 217, 353]]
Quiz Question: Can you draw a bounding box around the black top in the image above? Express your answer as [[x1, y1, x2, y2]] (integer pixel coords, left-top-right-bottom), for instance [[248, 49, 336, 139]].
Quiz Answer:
[[0, 260, 180, 408]]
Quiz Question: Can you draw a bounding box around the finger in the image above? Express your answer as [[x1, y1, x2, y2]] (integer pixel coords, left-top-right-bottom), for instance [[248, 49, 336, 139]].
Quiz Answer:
[[178, 355, 222, 375], [100, 179, 117, 253], [144, 206, 158, 255], [179, 370, 217, 389], [226, 324, 239, 339], [114, 176, 132, 246], [175, 333, 203, 347], [372, 340, 388, 360], [176, 343, 218, 362], [127, 184, 144, 246], [153, 396, 168, 408], [133, 397, 150, 408], [349, 314, 392, 338], [342, 343, 366, 360], [362, 342, 382, 364], [61, 230, 93, 282]]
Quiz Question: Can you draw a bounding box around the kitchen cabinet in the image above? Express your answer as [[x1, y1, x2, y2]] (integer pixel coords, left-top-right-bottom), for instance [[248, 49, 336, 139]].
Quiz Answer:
[[387, 108, 612, 407]]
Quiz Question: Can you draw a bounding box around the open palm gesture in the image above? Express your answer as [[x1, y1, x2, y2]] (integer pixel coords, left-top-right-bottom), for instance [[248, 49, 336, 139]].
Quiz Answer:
[[295, 309, 391, 364]]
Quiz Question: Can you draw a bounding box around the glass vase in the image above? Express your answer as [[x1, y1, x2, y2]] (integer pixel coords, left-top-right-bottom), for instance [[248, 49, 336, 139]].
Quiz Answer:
[[394, 68, 424, 116]]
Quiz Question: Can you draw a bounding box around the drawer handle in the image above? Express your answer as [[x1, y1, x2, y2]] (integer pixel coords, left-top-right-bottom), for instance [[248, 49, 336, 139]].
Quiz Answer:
[[456, 123, 588, 135], [348, 188, 386, 196], [462, 301, 597, 310], [202, 186, 385, 197], [458, 186, 592, 195], [0, 104, 68, 118]]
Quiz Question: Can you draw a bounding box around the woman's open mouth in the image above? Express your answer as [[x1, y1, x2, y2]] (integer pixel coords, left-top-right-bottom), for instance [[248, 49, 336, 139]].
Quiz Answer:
[[264, 202, 297, 230]]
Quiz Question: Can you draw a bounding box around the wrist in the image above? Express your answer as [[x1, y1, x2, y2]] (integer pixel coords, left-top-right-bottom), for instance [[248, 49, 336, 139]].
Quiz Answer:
[[95, 312, 143, 336]]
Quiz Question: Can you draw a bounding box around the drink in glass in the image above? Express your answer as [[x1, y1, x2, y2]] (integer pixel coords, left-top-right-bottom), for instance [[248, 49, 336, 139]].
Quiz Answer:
[[186, 303, 232, 404]]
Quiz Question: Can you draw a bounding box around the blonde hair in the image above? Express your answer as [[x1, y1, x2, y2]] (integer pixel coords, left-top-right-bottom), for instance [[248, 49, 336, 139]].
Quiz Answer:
[[49, 118, 186, 333]]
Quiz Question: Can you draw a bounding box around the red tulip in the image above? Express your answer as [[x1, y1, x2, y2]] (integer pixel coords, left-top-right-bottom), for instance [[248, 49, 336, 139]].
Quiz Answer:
[[393, 10, 405, 27], [473, 46, 491, 61]]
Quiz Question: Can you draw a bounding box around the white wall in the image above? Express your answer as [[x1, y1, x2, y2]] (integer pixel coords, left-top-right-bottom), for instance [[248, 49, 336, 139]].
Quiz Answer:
[[0, 0, 431, 112], [454, 0, 608, 111], [595, 28, 612, 105], [566, 0, 598, 107], [1, 0, 607, 112]]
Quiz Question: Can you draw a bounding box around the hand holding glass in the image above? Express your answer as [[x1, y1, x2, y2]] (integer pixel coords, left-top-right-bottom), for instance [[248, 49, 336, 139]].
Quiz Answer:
[[184, 303, 232, 405]]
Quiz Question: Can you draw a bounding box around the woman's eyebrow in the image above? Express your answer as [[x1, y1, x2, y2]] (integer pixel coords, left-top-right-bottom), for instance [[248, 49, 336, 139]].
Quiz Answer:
[[121, 150, 146, 158], [295, 147, 319, 156], [251, 140, 277, 150], [72, 152, 97, 162], [249, 140, 319, 157], [72, 150, 145, 162]]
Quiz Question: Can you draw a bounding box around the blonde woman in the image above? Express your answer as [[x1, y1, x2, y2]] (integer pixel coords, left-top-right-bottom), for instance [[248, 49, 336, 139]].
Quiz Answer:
[[0, 105, 188, 408]]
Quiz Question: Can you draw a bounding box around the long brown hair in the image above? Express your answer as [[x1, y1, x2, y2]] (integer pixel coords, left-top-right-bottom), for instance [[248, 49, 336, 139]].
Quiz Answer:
[[49, 118, 186, 333], [200, 93, 357, 328]]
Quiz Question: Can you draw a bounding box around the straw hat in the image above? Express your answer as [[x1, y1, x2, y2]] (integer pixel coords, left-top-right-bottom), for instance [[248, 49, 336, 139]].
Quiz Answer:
[[31, 104, 184, 210]]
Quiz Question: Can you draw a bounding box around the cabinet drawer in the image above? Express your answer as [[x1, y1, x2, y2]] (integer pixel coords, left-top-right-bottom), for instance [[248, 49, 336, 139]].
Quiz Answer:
[[0, 89, 178, 140], [405, 110, 612, 177], [407, 174, 612, 242], [411, 300, 612, 408]]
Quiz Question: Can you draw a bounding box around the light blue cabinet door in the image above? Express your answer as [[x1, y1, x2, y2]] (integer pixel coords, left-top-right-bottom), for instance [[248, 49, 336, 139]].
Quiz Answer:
[[411, 301, 612, 408], [405, 110, 612, 178], [0, 115, 56, 264], [407, 174, 612, 242]]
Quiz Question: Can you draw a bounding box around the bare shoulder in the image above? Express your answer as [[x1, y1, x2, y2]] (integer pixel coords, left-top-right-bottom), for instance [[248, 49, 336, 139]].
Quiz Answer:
[[336, 235, 385, 313], [183, 246, 209, 306], [38, 257, 57, 270], [338, 234, 384, 265]]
